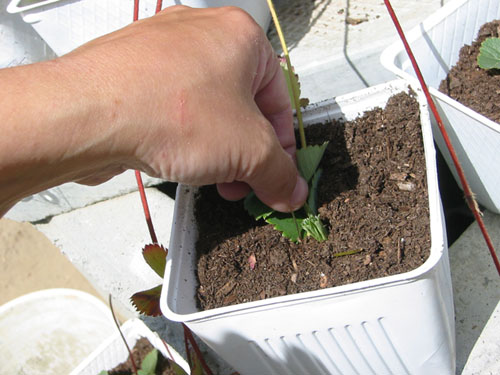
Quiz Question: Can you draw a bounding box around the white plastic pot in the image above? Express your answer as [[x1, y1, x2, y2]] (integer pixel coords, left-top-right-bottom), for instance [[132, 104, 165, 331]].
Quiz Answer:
[[160, 80, 455, 375], [7, 0, 271, 56], [0, 289, 116, 375], [70, 318, 190, 374], [380, 0, 500, 214]]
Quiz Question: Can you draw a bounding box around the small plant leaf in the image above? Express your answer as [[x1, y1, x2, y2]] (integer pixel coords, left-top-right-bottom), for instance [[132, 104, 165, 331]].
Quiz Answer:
[[138, 349, 158, 375], [307, 168, 322, 215], [280, 58, 309, 110], [130, 285, 162, 316], [169, 360, 190, 375], [478, 37, 500, 70], [142, 244, 168, 278], [296, 142, 329, 182], [302, 214, 328, 242], [98, 372, 108, 375], [189, 348, 204, 375], [244, 192, 273, 220], [267, 216, 304, 242]]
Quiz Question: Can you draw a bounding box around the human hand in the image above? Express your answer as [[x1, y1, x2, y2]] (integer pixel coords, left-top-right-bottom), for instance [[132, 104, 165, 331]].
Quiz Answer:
[[0, 6, 307, 216]]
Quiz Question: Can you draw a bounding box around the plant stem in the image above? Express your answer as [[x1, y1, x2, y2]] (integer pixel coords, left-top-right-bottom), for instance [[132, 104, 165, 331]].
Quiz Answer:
[[109, 295, 139, 375], [266, 0, 307, 149]]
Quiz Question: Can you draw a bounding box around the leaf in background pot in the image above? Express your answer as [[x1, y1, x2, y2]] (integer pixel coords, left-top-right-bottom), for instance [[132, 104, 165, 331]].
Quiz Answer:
[[138, 349, 158, 375], [296, 142, 329, 182], [142, 244, 167, 278], [478, 37, 500, 69], [130, 285, 162, 316]]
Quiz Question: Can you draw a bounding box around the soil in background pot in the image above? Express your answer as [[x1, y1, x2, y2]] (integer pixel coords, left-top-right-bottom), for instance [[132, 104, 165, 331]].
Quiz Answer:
[[439, 19, 500, 123], [106, 337, 177, 375], [195, 91, 430, 311]]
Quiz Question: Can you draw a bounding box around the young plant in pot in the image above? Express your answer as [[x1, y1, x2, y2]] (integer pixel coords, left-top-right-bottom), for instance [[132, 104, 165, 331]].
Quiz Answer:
[[160, 1, 455, 374], [380, 0, 500, 214]]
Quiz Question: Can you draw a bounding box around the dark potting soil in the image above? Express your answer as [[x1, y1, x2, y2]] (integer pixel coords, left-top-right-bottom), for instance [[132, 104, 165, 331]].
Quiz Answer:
[[106, 337, 177, 375], [195, 91, 430, 311], [439, 20, 500, 124]]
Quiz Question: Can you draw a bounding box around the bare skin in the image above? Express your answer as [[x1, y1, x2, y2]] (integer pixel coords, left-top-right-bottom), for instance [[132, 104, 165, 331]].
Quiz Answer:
[[0, 6, 308, 217]]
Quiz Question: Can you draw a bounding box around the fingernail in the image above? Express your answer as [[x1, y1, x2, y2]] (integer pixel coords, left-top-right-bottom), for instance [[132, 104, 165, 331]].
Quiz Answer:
[[290, 176, 308, 211]]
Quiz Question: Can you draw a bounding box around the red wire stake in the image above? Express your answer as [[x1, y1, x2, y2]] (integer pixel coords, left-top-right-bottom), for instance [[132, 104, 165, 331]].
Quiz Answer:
[[384, 0, 500, 276], [156, 0, 163, 14]]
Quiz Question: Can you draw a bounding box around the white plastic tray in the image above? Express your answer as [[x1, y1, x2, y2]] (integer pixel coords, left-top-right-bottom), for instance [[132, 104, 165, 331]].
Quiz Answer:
[[160, 80, 455, 375], [70, 318, 190, 374], [380, 0, 500, 213], [7, 0, 271, 56]]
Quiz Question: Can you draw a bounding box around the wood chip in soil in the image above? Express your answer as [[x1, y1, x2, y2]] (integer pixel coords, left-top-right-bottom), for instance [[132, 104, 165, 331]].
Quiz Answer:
[[195, 91, 431, 311]]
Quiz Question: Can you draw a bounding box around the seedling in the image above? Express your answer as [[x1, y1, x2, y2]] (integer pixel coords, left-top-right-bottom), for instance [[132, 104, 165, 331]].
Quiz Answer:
[[99, 295, 188, 375], [477, 37, 500, 70], [244, 0, 329, 242]]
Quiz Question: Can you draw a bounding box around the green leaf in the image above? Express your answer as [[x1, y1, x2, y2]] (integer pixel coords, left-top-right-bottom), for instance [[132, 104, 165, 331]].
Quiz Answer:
[[302, 215, 328, 242], [169, 360, 190, 375], [296, 142, 329, 182], [138, 349, 158, 375], [280, 59, 308, 111], [98, 372, 108, 375], [244, 192, 273, 220], [267, 216, 304, 242], [142, 244, 167, 278], [478, 37, 500, 69], [307, 168, 322, 215], [130, 284, 162, 316]]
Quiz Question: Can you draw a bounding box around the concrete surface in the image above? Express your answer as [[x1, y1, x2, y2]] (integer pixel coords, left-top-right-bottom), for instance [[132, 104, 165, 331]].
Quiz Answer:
[[2, 0, 499, 374]]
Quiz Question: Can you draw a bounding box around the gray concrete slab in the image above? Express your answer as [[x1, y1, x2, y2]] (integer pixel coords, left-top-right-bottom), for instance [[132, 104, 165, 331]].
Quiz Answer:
[[450, 211, 500, 375]]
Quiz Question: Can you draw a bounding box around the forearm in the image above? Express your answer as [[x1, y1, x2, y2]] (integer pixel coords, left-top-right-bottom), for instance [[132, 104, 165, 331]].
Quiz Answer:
[[0, 59, 118, 216]]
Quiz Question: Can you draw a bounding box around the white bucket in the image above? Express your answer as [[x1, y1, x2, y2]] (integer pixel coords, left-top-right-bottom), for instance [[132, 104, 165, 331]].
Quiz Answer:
[[160, 80, 455, 375], [0, 288, 115, 375], [7, 0, 271, 56], [380, 0, 500, 214]]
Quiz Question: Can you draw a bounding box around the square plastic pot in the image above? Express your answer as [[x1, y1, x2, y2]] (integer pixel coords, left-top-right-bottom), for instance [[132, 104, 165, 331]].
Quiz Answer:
[[7, 0, 271, 56], [70, 318, 190, 375], [160, 80, 455, 375], [380, 0, 500, 214]]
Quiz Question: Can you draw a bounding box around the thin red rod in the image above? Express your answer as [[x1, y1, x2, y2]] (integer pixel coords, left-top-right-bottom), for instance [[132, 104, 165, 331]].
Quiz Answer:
[[384, 0, 500, 276], [156, 0, 163, 14], [133, 0, 139, 21], [135, 170, 158, 244], [183, 324, 214, 375]]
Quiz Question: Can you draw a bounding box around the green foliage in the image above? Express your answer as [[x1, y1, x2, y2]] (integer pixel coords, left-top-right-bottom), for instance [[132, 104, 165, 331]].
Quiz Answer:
[[478, 37, 500, 70], [280, 59, 309, 110], [244, 144, 329, 242], [130, 244, 167, 316], [142, 244, 167, 278], [137, 349, 158, 375], [296, 143, 328, 182]]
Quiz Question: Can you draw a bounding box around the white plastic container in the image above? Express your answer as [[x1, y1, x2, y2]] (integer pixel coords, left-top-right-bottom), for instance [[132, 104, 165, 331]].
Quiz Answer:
[[70, 318, 190, 375], [380, 0, 500, 214], [7, 0, 271, 56], [160, 80, 455, 375], [0, 289, 116, 375]]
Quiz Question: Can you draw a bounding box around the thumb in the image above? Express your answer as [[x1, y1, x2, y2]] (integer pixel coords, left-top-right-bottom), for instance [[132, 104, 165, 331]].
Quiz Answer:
[[246, 138, 308, 213]]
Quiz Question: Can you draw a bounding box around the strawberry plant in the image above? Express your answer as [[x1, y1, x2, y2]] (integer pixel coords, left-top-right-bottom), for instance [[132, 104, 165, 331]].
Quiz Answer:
[[244, 0, 329, 243], [478, 37, 500, 69]]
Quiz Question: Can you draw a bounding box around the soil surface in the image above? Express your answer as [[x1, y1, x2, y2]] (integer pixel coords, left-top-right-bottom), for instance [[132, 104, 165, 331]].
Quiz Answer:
[[195, 92, 431, 311], [439, 20, 500, 123], [107, 337, 177, 375]]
